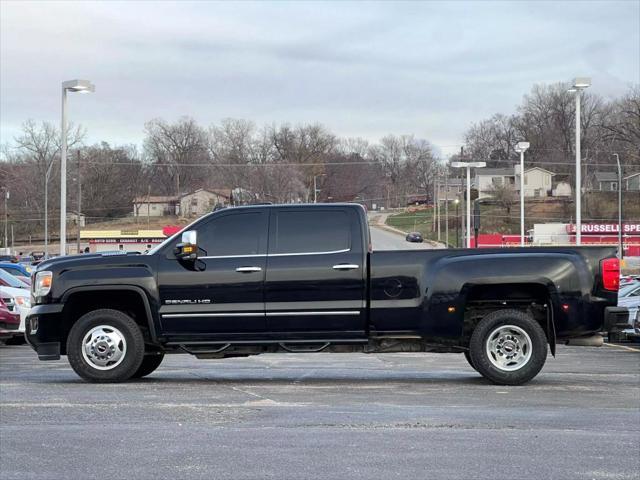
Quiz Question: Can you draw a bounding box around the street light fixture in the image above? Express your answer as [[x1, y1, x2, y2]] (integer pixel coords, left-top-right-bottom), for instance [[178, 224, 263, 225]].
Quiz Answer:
[[515, 141, 530, 247], [60, 79, 94, 256], [568, 77, 590, 245], [451, 161, 486, 248]]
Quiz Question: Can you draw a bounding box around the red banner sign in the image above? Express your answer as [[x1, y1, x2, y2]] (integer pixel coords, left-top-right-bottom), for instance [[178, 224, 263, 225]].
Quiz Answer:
[[566, 223, 640, 234]]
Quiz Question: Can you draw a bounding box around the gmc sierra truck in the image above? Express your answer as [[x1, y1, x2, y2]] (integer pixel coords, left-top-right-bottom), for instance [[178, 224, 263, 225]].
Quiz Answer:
[[26, 203, 626, 385]]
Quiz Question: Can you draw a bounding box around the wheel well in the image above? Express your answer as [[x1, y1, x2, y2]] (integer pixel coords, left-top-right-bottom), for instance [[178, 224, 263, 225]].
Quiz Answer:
[[60, 290, 153, 354], [462, 283, 554, 352]]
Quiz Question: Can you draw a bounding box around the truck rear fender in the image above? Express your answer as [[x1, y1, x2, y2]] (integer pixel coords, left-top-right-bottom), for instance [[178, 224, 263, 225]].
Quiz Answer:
[[423, 253, 580, 355]]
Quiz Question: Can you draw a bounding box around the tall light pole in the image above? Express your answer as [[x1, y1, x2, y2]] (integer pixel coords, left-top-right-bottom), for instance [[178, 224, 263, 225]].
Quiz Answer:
[[2, 188, 8, 254], [454, 197, 460, 248], [515, 141, 530, 246], [614, 153, 623, 259], [451, 161, 486, 248], [313, 173, 326, 203], [444, 170, 449, 246], [60, 79, 94, 256], [568, 77, 590, 246]]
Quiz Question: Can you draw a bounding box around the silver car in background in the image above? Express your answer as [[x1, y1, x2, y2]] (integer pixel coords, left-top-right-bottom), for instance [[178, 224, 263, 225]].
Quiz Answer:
[[618, 281, 640, 340]]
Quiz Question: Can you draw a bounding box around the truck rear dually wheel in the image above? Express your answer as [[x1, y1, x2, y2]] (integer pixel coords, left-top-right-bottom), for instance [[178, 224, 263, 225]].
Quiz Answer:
[[469, 309, 547, 385], [66, 309, 145, 383], [463, 351, 477, 371], [131, 353, 164, 378]]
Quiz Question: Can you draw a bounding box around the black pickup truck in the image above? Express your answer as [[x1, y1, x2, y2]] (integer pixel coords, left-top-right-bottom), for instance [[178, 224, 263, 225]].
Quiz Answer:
[[26, 203, 625, 385]]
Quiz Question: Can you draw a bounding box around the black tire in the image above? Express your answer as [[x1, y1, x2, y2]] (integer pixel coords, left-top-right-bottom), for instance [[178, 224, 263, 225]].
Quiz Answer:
[[469, 309, 547, 386], [463, 350, 478, 372], [131, 353, 165, 378], [66, 309, 145, 383]]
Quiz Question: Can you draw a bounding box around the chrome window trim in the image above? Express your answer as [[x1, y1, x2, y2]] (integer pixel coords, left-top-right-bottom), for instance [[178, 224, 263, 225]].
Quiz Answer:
[[269, 249, 350, 257], [199, 254, 267, 259], [198, 248, 350, 260]]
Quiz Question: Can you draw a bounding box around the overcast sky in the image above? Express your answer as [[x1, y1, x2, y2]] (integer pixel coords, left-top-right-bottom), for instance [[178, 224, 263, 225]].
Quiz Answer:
[[1, 0, 638, 157]]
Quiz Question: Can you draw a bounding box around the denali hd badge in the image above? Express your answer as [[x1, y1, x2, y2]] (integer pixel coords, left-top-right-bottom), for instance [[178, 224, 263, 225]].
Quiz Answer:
[[165, 299, 212, 305]]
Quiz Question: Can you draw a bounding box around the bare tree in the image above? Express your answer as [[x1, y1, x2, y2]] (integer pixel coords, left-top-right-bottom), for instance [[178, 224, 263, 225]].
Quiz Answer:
[[487, 182, 518, 224], [144, 117, 208, 195]]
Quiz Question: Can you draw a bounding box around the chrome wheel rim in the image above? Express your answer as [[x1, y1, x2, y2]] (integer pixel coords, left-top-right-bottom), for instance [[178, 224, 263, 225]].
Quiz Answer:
[[485, 325, 532, 372], [81, 325, 127, 371]]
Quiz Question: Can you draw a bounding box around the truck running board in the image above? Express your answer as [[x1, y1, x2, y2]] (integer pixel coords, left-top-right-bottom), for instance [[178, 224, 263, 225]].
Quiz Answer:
[[278, 342, 330, 353]]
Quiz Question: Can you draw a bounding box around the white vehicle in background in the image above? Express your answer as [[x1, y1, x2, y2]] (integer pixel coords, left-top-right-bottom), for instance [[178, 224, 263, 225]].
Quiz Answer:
[[0, 270, 31, 343], [618, 281, 640, 340]]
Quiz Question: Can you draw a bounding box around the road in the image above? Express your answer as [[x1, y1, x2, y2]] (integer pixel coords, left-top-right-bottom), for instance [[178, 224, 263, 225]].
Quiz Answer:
[[1, 344, 638, 480], [369, 225, 436, 250]]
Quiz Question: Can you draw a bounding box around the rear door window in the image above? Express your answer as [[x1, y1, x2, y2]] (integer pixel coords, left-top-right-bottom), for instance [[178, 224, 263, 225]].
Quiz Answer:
[[272, 209, 351, 254]]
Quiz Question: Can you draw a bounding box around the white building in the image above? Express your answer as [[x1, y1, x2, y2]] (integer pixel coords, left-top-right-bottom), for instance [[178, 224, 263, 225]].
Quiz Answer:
[[179, 189, 231, 218], [476, 168, 516, 198], [132, 196, 178, 217], [478, 165, 562, 199], [519, 167, 555, 198], [437, 178, 464, 202]]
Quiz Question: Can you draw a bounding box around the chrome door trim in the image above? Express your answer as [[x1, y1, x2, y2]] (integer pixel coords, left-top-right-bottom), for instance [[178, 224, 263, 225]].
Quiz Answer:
[[162, 311, 361, 319], [265, 311, 361, 317], [161, 312, 265, 318]]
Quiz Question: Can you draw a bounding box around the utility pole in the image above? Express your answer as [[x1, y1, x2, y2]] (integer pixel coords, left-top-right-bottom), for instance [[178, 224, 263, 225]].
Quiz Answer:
[[76, 150, 82, 253], [433, 177, 437, 232], [3, 189, 8, 253], [444, 169, 449, 246], [451, 159, 486, 248], [147, 185, 151, 226], [436, 175, 441, 242], [614, 153, 623, 259], [455, 198, 460, 248]]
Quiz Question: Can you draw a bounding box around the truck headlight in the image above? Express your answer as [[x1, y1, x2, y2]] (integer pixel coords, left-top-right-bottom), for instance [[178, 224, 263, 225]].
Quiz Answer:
[[34, 271, 52, 297]]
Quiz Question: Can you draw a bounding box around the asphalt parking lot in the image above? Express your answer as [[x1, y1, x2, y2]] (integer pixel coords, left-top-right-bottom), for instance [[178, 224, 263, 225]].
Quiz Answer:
[[1, 344, 639, 480]]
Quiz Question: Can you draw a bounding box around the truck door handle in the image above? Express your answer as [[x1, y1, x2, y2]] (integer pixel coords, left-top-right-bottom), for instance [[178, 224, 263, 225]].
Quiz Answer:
[[332, 264, 360, 270], [235, 266, 262, 273]]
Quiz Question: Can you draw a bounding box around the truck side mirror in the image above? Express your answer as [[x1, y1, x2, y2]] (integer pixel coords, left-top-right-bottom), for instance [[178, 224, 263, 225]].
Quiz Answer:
[[174, 230, 198, 261]]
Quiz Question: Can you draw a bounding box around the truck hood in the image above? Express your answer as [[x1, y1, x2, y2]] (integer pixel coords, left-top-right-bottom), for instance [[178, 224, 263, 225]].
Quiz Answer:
[[36, 252, 151, 273]]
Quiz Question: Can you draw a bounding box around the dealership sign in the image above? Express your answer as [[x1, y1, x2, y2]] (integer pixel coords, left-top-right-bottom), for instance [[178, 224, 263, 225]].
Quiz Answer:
[[566, 223, 640, 234], [89, 238, 165, 244]]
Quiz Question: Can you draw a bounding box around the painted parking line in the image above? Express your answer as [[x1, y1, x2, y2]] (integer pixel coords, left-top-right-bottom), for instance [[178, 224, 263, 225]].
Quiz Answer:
[[603, 343, 640, 352]]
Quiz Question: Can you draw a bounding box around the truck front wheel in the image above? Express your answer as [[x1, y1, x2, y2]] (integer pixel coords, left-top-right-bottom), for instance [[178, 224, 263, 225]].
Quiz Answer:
[[66, 309, 145, 383], [469, 309, 547, 385]]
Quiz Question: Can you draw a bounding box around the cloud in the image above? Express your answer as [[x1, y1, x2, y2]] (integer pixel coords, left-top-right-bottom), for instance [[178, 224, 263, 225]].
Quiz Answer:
[[1, 0, 638, 158]]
